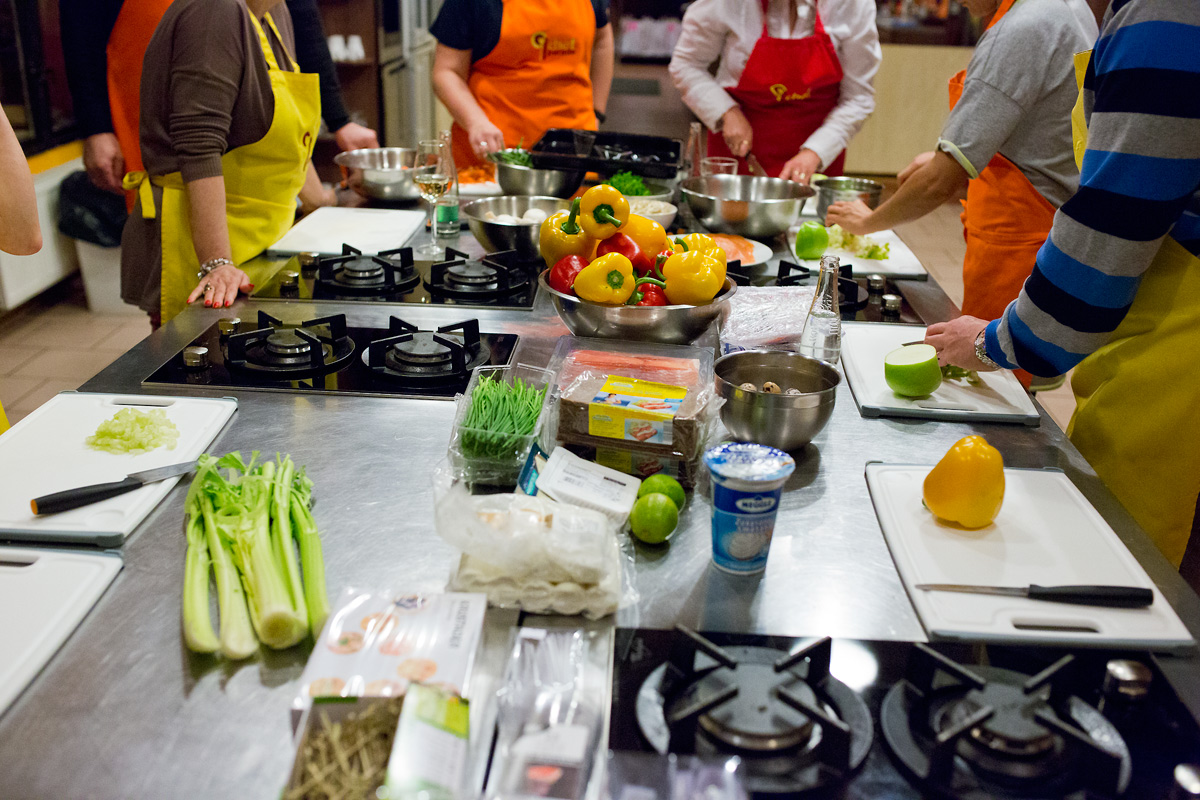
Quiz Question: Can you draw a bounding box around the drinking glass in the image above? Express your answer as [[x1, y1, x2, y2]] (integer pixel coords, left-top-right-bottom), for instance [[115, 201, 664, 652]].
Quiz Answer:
[[701, 157, 739, 176], [413, 139, 453, 257]]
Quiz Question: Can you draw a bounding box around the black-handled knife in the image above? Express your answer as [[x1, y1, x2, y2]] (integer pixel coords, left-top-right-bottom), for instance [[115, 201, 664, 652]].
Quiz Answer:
[[915, 583, 1154, 608], [32, 460, 196, 515]]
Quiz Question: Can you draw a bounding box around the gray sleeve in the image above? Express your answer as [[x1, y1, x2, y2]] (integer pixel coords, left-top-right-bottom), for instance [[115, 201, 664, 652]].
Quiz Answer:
[[938, 77, 1024, 179]]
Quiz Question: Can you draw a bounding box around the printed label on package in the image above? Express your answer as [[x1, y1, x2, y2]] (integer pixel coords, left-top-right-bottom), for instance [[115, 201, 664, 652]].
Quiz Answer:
[[588, 376, 687, 445]]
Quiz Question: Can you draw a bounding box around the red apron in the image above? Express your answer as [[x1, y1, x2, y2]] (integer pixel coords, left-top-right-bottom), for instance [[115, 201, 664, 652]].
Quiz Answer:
[[106, 0, 176, 211], [452, 0, 597, 169], [949, 0, 1054, 388], [706, 0, 844, 178]]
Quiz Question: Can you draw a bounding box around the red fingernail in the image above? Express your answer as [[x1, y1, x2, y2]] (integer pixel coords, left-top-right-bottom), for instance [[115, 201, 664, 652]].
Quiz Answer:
[[248, 284, 255, 289], [204, 301, 211, 307]]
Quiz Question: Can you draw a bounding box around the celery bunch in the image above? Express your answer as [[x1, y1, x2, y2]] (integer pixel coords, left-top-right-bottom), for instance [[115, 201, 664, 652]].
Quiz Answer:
[[182, 452, 329, 659]]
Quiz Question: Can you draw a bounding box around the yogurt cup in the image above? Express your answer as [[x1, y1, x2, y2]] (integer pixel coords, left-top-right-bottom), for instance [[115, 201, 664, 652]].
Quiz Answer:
[[703, 442, 796, 574]]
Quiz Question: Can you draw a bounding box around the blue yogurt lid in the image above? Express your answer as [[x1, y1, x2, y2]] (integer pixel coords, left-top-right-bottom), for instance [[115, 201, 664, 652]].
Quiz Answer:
[[703, 442, 796, 483]]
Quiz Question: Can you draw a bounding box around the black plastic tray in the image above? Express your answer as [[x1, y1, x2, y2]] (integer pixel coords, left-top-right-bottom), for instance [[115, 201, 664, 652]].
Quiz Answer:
[[530, 129, 683, 180]]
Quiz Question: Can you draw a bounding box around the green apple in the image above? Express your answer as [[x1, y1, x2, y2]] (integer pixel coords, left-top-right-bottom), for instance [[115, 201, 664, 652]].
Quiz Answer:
[[810, 173, 828, 184], [884, 344, 943, 397]]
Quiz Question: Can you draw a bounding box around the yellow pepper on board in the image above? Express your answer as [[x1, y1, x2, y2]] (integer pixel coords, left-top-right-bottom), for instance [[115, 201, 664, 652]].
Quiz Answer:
[[923, 436, 1005, 529], [622, 214, 667, 262], [539, 198, 594, 269], [660, 250, 724, 306], [573, 253, 636, 304], [578, 184, 630, 240]]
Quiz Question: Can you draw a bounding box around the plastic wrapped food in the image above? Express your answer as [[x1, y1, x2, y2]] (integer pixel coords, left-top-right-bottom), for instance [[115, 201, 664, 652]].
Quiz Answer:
[[720, 285, 817, 355]]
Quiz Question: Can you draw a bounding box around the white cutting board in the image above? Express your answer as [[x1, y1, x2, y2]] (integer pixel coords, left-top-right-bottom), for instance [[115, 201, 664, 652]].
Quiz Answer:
[[866, 463, 1194, 649], [0, 546, 121, 716], [790, 221, 927, 279], [0, 393, 237, 546], [841, 322, 1040, 425], [267, 207, 426, 255]]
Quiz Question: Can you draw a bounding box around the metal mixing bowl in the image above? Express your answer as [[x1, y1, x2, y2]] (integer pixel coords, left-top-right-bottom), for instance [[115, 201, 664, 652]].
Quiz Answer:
[[715, 350, 841, 451], [681, 175, 813, 238], [491, 158, 586, 198], [812, 177, 884, 221], [538, 272, 737, 345], [334, 148, 421, 201], [462, 196, 570, 260]]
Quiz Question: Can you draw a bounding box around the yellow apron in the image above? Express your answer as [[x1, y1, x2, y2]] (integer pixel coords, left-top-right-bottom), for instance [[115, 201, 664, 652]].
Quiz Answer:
[[1066, 50, 1200, 566], [124, 12, 320, 322]]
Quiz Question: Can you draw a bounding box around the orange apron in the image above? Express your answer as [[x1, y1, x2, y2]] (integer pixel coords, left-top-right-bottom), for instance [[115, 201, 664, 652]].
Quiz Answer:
[[948, 0, 1056, 388], [106, 0, 176, 211], [451, 0, 597, 168]]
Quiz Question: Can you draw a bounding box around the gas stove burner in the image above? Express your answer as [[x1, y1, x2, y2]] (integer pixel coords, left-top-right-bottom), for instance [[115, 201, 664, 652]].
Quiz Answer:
[[225, 311, 355, 378], [363, 317, 491, 386], [425, 248, 533, 302], [312, 243, 419, 297], [636, 626, 872, 796], [881, 643, 1130, 799], [728, 260, 813, 288]]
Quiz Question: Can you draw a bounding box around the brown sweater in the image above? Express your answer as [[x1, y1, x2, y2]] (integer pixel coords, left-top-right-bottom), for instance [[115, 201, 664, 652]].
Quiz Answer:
[[121, 0, 298, 313]]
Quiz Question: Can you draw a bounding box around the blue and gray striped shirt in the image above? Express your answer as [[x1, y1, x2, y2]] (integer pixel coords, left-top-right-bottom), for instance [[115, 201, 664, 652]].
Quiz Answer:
[[985, 0, 1200, 377]]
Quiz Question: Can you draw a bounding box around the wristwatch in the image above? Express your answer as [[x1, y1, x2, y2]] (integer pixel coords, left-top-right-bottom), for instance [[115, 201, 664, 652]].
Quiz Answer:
[[974, 328, 999, 370]]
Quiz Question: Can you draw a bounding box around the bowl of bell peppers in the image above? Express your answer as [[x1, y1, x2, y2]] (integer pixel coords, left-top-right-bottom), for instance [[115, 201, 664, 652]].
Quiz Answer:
[[538, 185, 736, 345]]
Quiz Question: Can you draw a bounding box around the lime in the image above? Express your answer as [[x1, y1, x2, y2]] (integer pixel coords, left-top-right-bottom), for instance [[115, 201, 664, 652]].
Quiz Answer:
[[884, 343, 943, 397], [638, 474, 686, 511], [630, 493, 679, 544]]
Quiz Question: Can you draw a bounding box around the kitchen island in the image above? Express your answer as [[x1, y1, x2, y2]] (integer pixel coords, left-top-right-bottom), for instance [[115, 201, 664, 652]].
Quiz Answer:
[[1, 230, 1198, 799]]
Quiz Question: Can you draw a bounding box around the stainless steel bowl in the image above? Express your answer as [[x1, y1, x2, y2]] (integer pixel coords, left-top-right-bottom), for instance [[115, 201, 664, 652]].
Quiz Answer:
[[538, 271, 737, 345], [334, 147, 421, 201], [491, 158, 586, 198], [462, 196, 570, 260], [714, 350, 840, 451], [681, 175, 813, 238], [812, 177, 884, 221]]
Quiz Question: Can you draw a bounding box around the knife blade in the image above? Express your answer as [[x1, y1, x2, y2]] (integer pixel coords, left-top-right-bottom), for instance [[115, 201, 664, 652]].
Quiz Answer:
[[915, 583, 1154, 608], [747, 153, 767, 177], [32, 460, 197, 516]]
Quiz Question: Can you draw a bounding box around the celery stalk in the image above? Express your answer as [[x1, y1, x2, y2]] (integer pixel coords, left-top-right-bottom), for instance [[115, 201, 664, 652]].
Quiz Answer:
[[271, 455, 308, 623], [290, 490, 329, 637], [181, 509, 219, 654]]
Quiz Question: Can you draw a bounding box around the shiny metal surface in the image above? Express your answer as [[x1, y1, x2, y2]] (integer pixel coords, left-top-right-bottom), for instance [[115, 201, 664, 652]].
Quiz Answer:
[[333, 147, 421, 201], [1104, 659, 1154, 700], [490, 158, 586, 198], [538, 271, 736, 345], [1172, 764, 1200, 799], [2, 226, 1199, 799], [461, 195, 570, 260], [182, 345, 209, 368], [812, 177, 884, 221], [714, 350, 840, 451], [681, 175, 813, 238]]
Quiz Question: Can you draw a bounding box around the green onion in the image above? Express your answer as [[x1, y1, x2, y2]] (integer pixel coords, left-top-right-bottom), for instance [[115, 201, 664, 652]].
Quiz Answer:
[[495, 148, 533, 166], [460, 376, 546, 460]]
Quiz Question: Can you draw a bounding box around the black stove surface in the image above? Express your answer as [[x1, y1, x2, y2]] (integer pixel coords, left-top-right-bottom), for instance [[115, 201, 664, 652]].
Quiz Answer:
[[252, 245, 541, 309], [143, 311, 517, 400], [610, 627, 1200, 800], [727, 260, 924, 325]]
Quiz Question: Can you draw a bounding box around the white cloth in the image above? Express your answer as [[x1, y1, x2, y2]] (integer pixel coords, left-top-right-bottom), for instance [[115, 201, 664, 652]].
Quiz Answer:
[[668, 0, 881, 169]]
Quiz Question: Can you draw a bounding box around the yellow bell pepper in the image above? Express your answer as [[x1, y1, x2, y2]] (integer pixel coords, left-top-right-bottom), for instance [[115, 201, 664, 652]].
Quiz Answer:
[[673, 233, 726, 283], [660, 250, 725, 306], [922, 435, 1005, 529], [573, 253, 636, 304], [622, 214, 667, 262], [578, 184, 630, 240], [539, 198, 594, 269]]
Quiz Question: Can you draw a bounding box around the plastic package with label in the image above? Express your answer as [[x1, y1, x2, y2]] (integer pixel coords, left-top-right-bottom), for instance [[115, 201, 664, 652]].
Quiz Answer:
[[558, 432, 698, 489], [433, 463, 636, 619], [485, 627, 611, 800], [291, 587, 487, 728], [603, 752, 748, 800], [548, 337, 720, 465], [719, 286, 817, 355]]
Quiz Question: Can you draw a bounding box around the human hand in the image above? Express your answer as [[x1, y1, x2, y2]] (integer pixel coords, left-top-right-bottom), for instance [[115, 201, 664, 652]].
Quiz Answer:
[[720, 106, 753, 158], [824, 199, 874, 234], [778, 148, 822, 184], [83, 133, 126, 194], [898, 151, 935, 185], [187, 264, 253, 309], [334, 122, 379, 151], [466, 119, 504, 160], [924, 316, 996, 372]]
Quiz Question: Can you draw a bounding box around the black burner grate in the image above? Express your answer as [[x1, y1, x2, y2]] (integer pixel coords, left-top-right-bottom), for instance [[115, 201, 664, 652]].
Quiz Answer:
[[425, 248, 534, 301], [224, 311, 355, 379], [312, 244, 419, 297]]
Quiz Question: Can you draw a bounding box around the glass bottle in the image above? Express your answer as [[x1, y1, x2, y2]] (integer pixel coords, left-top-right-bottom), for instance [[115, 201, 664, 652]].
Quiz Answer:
[[798, 255, 842, 364], [435, 129, 460, 239]]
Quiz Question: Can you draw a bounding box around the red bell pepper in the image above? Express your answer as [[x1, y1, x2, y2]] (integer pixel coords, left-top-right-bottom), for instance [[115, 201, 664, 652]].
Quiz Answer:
[[597, 232, 655, 276], [548, 254, 588, 295], [626, 276, 668, 307]]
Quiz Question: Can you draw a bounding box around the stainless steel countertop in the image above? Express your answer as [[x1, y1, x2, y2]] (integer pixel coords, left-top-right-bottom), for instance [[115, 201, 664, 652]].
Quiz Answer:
[[2, 230, 1198, 799]]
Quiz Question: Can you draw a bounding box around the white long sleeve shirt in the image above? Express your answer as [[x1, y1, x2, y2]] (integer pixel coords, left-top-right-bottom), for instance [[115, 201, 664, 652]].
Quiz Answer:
[[668, 0, 881, 169]]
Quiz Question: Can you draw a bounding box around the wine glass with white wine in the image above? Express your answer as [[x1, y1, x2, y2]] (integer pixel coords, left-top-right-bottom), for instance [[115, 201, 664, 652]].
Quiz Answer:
[[413, 139, 453, 258]]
